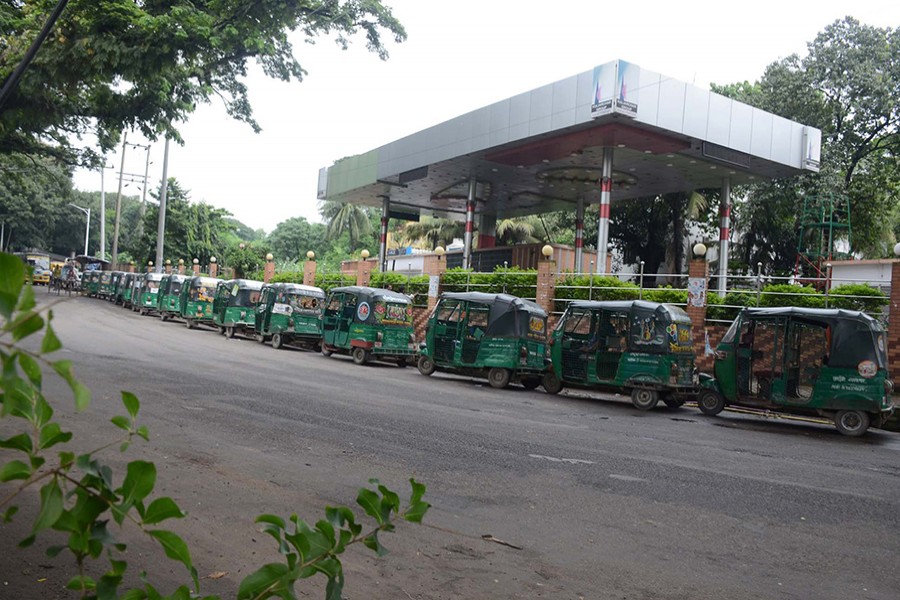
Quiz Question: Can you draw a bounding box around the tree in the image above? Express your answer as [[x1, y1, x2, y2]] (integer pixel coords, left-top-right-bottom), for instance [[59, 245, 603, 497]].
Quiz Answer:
[[320, 200, 374, 250], [399, 217, 464, 250], [267, 216, 327, 261], [0, 0, 407, 165], [0, 154, 73, 251], [713, 17, 900, 260]]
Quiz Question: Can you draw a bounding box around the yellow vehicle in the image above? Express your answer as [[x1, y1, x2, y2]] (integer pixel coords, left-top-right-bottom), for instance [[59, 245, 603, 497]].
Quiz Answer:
[[15, 252, 52, 285]]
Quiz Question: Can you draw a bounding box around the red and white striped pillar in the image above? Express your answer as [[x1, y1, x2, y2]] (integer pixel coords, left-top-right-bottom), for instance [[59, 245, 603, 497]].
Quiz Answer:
[[575, 196, 585, 272], [462, 177, 476, 270], [378, 196, 389, 272], [717, 177, 731, 296], [595, 148, 613, 274]]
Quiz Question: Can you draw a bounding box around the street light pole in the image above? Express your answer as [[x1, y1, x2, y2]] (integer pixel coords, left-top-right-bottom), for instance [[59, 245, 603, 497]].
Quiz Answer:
[[68, 203, 90, 256]]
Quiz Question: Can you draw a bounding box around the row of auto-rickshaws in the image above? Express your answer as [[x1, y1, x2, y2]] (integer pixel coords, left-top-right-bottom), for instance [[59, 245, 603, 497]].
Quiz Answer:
[[79, 270, 894, 437]]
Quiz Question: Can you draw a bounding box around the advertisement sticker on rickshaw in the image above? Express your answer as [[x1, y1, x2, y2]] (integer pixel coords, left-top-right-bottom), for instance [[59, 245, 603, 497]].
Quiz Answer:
[[232, 284, 240, 295], [356, 302, 370, 321], [273, 303, 292, 315], [857, 360, 877, 378], [374, 302, 410, 325], [529, 316, 545, 335]]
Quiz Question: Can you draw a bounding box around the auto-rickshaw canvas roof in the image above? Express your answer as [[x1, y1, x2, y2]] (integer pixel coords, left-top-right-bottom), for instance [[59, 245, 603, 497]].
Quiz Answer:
[[145, 272, 165, 281], [189, 276, 220, 288], [266, 282, 326, 298], [229, 279, 264, 290], [569, 300, 691, 323], [331, 286, 412, 305], [741, 307, 882, 329], [441, 292, 547, 318]]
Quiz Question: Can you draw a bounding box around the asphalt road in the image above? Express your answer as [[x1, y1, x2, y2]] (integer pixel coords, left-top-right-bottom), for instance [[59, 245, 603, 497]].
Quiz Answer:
[[3, 291, 900, 599]]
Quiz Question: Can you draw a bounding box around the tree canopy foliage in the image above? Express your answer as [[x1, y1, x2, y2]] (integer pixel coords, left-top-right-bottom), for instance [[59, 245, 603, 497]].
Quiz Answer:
[[0, 0, 406, 165], [713, 16, 900, 266]]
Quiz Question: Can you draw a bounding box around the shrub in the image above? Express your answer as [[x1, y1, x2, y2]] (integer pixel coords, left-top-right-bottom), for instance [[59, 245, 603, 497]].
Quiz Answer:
[[827, 283, 889, 313]]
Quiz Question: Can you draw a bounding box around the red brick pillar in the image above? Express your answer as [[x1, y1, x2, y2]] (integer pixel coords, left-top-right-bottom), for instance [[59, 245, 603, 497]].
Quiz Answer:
[[888, 260, 900, 378], [178, 260, 185, 275], [146, 262, 154, 273], [192, 259, 200, 275], [536, 259, 557, 317], [165, 261, 172, 274], [424, 252, 447, 311], [209, 260, 218, 278], [357, 259, 374, 287], [686, 258, 710, 371], [304, 260, 317, 287], [263, 254, 275, 283]]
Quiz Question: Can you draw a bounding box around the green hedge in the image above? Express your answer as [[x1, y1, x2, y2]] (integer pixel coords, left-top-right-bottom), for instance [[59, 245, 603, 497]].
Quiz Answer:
[[441, 267, 537, 299], [705, 283, 887, 320]]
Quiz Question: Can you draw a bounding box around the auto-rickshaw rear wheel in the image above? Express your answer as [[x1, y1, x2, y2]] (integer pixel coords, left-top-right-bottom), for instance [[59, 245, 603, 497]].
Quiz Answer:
[[541, 371, 563, 395], [352, 347, 369, 365], [697, 390, 725, 416], [396, 358, 408, 368], [226, 326, 236, 339], [417, 355, 436, 376], [256, 332, 267, 344], [271, 333, 283, 349], [160, 313, 168, 322], [185, 318, 194, 329], [321, 345, 333, 357], [521, 377, 541, 390], [834, 410, 870, 437], [631, 388, 659, 411], [488, 368, 511, 389]]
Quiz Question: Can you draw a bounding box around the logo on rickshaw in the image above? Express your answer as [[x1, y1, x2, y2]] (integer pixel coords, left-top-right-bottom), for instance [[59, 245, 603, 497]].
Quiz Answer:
[[357, 302, 371, 321], [666, 324, 677, 340], [857, 360, 877, 379], [529, 316, 545, 334]]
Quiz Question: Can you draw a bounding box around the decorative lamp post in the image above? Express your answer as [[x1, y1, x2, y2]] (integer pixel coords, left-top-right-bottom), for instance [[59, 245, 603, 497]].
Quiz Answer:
[[209, 256, 217, 277], [192, 257, 200, 275], [307, 250, 315, 260], [541, 244, 553, 259], [264, 253, 275, 283], [435, 246, 445, 259], [360, 249, 370, 260], [692, 242, 707, 258]]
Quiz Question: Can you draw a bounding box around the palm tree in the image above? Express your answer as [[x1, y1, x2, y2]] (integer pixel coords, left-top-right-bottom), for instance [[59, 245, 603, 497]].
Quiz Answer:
[[319, 200, 372, 248], [399, 218, 465, 250]]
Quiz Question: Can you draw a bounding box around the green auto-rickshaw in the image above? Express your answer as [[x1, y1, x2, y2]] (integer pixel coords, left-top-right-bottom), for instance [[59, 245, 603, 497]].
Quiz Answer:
[[157, 274, 187, 321], [98, 271, 115, 299], [698, 307, 894, 437], [134, 272, 164, 315], [542, 300, 698, 410], [254, 283, 326, 349], [118, 272, 137, 307], [417, 292, 550, 389], [178, 275, 219, 329], [321, 286, 416, 366], [108, 271, 124, 302], [212, 279, 264, 338], [83, 271, 101, 297]]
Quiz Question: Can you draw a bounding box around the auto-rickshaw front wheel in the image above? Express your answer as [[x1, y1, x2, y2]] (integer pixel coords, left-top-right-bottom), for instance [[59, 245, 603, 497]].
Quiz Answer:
[[631, 388, 659, 411], [271, 333, 283, 349], [541, 371, 563, 395], [225, 326, 236, 339], [697, 390, 725, 416], [834, 410, 870, 437], [352, 347, 369, 365], [417, 355, 436, 376], [488, 368, 511, 389]]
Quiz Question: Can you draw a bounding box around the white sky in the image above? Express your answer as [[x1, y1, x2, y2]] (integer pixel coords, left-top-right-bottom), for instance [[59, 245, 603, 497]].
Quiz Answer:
[[72, 0, 900, 233]]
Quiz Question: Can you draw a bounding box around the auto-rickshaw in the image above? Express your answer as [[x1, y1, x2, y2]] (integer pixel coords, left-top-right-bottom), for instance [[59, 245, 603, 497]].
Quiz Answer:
[[83, 270, 101, 297], [98, 270, 115, 299], [110, 271, 129, 303], [118, 272, 137, 307], [417, 292, 550, 389], [254, 282, 326, 349], [157, 274, 187, 321], [321, 286, 416, 365], [542, 300, 698, 409], [178, 275, 219, 329], [211, 279, 264, 338], [134, 272, 165, 315], [698, 307, 894, 437]]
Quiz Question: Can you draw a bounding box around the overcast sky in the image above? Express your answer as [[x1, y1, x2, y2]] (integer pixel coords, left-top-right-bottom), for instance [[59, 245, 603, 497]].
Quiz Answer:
[[72, 0, 900, 233]]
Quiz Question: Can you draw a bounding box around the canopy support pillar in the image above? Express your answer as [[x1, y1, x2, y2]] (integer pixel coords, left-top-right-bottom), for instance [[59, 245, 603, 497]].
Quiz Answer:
[[378, 196, 390, 272], [575, 195, 585, 272], [463, 177, 476, 270], [478, 213, 496, 249], [595, 148, 613, 274], [718, 177, 731, 297]]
